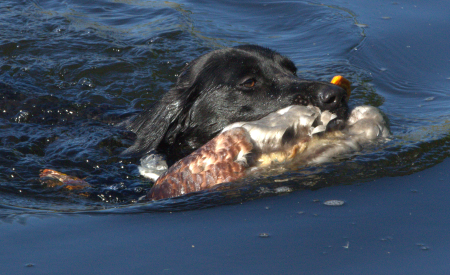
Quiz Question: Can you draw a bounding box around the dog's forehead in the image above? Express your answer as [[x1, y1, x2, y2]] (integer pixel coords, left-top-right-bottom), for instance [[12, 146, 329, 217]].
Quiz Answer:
[[177, 47, 297, 86], [204, 48, 295, 77]]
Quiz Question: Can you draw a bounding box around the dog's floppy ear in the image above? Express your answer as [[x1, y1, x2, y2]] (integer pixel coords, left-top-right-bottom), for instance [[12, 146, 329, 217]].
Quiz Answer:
[[121, 85, 196, 156], [121, 53, 213, 157], [120, 97, 180, 157]]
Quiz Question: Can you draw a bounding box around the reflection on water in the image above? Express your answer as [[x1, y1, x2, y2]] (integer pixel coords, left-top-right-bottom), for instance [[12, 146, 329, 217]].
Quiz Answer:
[[0, 0, 449, 214]]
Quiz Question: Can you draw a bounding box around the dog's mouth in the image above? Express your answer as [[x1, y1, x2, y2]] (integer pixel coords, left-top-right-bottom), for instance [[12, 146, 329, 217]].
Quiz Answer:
[[221, 104, 389, 169], [292, 91, 349, 122], [292, 75, 351, 122], [222, 105, 337, 153], [324, 106, 348, 131]]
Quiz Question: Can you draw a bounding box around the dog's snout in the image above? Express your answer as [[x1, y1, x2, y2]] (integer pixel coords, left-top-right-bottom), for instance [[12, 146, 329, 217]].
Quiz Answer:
[[316, 85, 347, 111], [321, 92, 337, 104], [292, 81, 349, 117]]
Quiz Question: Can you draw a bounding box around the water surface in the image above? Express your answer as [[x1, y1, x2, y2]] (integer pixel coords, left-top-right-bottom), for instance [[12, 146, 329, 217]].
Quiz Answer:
[[1, 0, 448, 213], [1, 0, 450, 272]]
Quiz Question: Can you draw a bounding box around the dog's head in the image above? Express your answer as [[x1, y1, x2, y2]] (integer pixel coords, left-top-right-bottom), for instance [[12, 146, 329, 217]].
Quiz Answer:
[[124, 45, 349, 161]]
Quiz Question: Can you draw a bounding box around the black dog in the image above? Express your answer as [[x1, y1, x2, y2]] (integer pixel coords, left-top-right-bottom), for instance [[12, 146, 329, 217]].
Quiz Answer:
[[123, 45, 348, 162]]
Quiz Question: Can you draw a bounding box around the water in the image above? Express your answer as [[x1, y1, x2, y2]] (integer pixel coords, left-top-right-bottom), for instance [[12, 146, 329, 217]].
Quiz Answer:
[[1, 0, 450, 273], [1, 0, 449, 213]]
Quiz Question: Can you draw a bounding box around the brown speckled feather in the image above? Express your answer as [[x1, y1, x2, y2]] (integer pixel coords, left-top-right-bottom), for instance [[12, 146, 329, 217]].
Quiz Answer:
[[147, 128, 254, 200]]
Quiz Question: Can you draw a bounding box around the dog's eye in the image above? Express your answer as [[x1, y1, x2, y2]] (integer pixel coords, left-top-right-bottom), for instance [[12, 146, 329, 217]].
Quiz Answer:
[[241, 78, 256, 88]]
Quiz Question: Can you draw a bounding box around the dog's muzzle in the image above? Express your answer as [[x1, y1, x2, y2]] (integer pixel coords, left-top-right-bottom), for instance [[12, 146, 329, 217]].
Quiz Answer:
[[292, 81, 349, 120]]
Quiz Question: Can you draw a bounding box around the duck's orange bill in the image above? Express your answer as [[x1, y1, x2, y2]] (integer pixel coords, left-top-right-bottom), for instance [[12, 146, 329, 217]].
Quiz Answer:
[[331, 75, 351, 102]]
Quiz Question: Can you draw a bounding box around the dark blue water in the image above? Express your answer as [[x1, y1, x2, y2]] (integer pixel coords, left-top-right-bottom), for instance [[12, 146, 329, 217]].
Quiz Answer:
[[1, 0, 450, 273]]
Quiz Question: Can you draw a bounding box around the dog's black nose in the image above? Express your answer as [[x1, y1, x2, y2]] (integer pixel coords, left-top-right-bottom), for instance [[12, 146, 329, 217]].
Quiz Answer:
[[315, 84, 347, 111], [293, 81, 349, 118]]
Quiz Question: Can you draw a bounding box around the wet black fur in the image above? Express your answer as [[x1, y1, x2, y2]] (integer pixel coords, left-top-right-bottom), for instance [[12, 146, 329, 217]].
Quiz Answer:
[[123, 45, 348, 162]]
